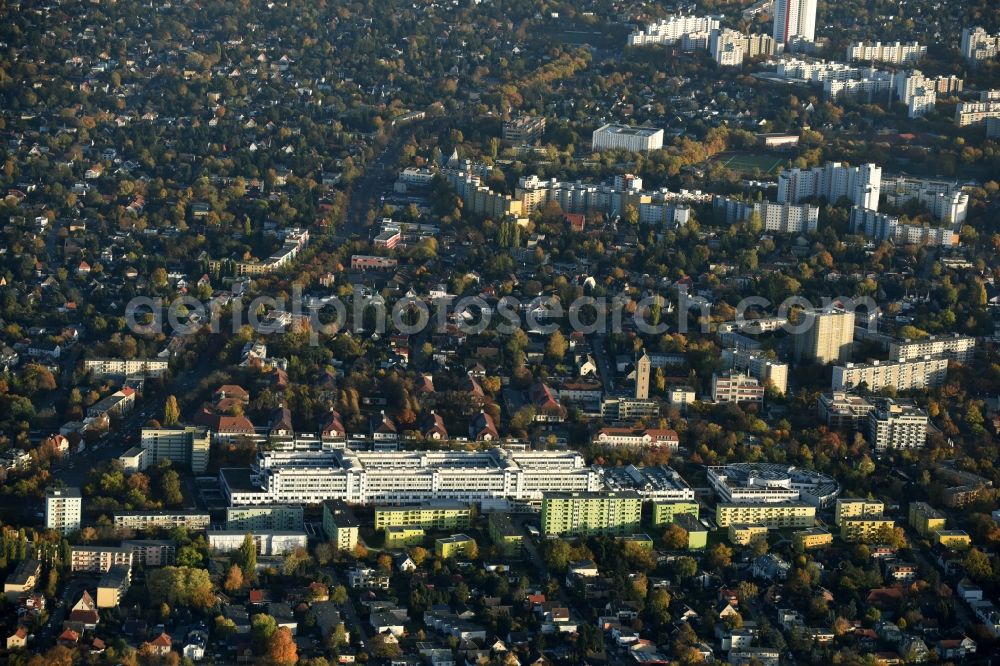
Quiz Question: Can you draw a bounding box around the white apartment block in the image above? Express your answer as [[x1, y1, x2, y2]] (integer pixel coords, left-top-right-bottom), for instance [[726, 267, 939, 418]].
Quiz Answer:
[[773, 0, 816, 45], [227, 228, 309, 277], [955, 91, 1000, 127], [889, 334, 975, 363], [708, 463, 840, 508], [121, 540, 176, 567], [225, 504, 305, 531], [714, 196, 819, 233], [207, 531, 308, 556], [832, 356, 949, 391], [848, 41, 926, 65], [398, 167, 436, 187], [868, 400, 928, 451], [722, 349, 789, 394], [776, 58, 869, 83], [712, 371, 765, 404], [83, 357, 169, 378], [46, 487, 82, 533], [221, 448, 601, 506], [502, 116, 547, 144], [818, 392, 875, 429], [710, 29, 775, 66], [591, 124, 664, 152], [140, 426, 211, 474], [628, 15, 721, 46], [774, 58, 895, 102], [881, 175, 968, 223], [718, 317, 789, 334], [71, 545, 134, 573], [907, 88, 936, 118], [825, 73, 895, 101], [777, 162, 881, 211], [113, 511, 211, 531], [961, 27, 1000, 65], [893, 70, 958, 118], [849, 208, 956, 247]]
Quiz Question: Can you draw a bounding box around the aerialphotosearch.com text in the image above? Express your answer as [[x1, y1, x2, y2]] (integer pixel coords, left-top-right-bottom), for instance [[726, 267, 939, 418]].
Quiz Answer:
[[124, 285, 878, 345]]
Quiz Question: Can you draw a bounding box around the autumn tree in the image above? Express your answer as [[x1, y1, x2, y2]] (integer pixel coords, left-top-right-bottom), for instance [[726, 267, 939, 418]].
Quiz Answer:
[[707, 543, 733, 570], [736, 581, 758, 604], [238, 533, 257, 582], [282, 546, 311, 577], [267, 627, 297, 666], [251, 614, 277, 654], [545, 330, 568, 362], [648, 588, 672, 624], [409, 546, 429, 566], [224, 564, 244, 592], [163, 395, 180, 426], [662, 524, 689, 550], [330, 585, 348, 605], [672, 556, 698, 581]]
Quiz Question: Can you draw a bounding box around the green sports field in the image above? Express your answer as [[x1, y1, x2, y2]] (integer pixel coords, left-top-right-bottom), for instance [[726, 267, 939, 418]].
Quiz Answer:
[[714, 153, 787, 176]]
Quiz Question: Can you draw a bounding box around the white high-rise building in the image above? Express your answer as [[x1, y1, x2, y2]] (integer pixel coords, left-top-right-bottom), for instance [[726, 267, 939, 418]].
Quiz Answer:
[[961, 27, 1000, 65], [778, 162, 881, 211], [868, 400, 928, 451], [46, 487, 82, 533], [889, 334, 976, 363], [849, 208, 956, 247], [773, 0, 817, 46], [847, 41, 926, 65], [955, 91, 1000, 127], [711, 371, 765, 404], [628, 15, 721, 46], [832, 357, 949, 392], [894, 71, 942, 118], [710, 29, 776, 67], [713, 196, 819, 233], [722, 349, 789, 394]]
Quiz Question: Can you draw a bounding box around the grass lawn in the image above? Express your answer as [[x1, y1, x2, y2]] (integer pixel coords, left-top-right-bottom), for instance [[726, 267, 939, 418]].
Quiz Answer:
[[714, 152, 788, 176]]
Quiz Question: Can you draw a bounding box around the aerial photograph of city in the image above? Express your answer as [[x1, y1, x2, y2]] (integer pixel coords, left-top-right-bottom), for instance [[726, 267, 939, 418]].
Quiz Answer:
[[2, 0, 1000, 663]]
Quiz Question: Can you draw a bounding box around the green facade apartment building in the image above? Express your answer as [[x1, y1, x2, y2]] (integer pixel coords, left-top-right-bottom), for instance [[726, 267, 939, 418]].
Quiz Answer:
[[540, 491, 642, 536], [374, 501, 473, 531]]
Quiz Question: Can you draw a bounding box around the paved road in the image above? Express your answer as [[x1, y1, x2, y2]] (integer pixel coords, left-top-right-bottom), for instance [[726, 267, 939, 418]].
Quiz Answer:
[[321, 567, 369, 647], [340, 109, 473, 243], [49, 349, 216, 489], [589, 332, 616, 393]]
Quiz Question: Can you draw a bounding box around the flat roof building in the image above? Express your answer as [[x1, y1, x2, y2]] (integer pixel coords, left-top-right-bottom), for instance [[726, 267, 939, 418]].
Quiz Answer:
[[541, 491, 642, 536], [592, 124, 664, 153], [226, 505, 304, 531], [600, 465, 695, 501], [868, 399, 928, 451], [374, 502, 472, 531], [113, 510, 210, 531], [207, 531, 308, 556], [835, 498, 885, 526], [707, 463, 840, 508], [715, 502, 816, 529], [96, 564, 131, 609], [4, 559, 41, 601], [46, 487, 82, 534], [221, 447, 600, 506], [323, 501, 360, 552], [818, 392, 874, 430]]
